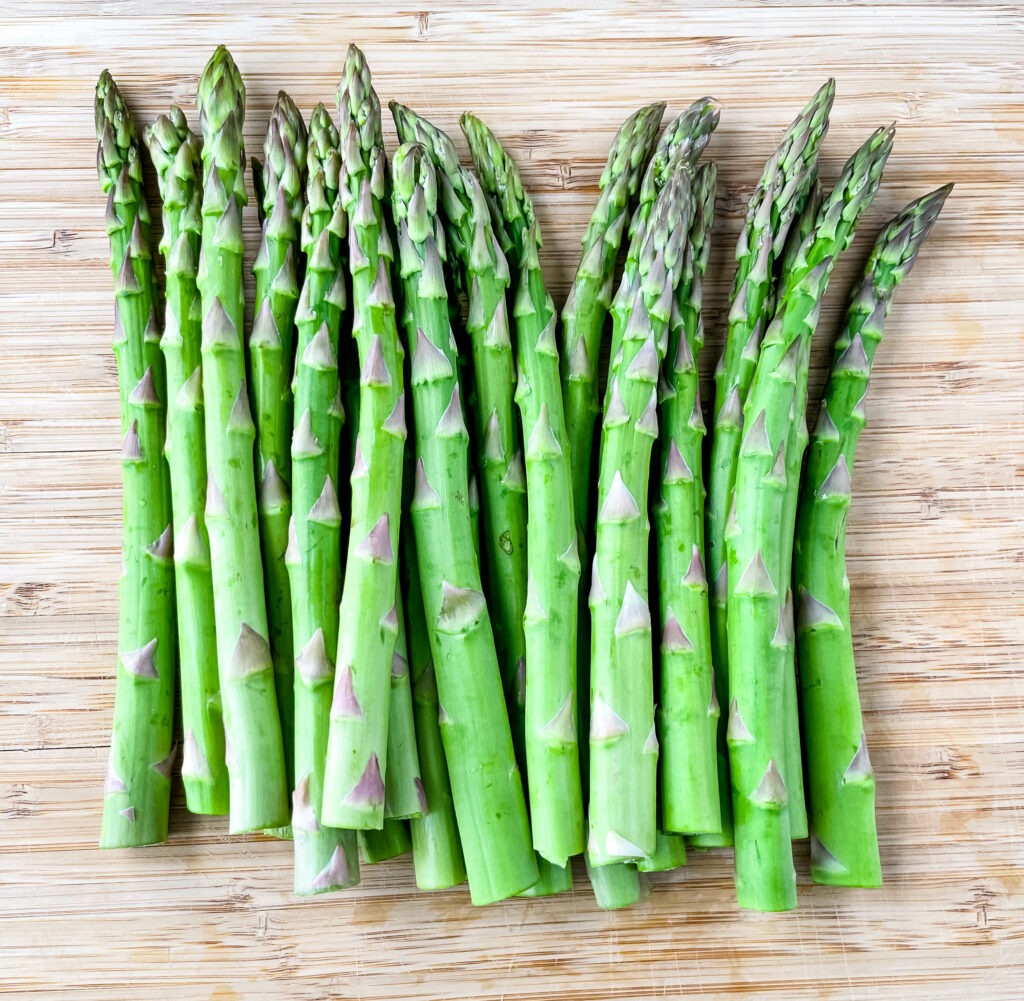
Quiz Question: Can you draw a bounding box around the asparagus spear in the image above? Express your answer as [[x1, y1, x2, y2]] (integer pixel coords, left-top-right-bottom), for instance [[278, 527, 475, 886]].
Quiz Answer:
[[394, 141, 537, 904], [284, 103, 360, 894], [795, 185, 950, 887], [384, 587, 424, 820], [251, 93, 307, 793], [462, 113, 584, 869], [555, 104, 706, 900], [197, 46, 289, 832], [403, 534, 467, 890], [390, 105, 568, 894], [654, 160, 720, 835], [588, 167, 692, 866], [697, 81, 834, 849], [359, 820, 412, 862], [389, 103, 528, 765], [772, 181, 824, 842], [144, 108, 229, 816], [322, 46, 406, 831], [96, 73, 177, 847], [727, 125, 894, 911]]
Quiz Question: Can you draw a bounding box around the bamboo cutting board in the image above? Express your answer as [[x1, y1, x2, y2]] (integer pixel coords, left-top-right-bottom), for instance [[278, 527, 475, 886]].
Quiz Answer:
[[2, 3, 1023, 998]]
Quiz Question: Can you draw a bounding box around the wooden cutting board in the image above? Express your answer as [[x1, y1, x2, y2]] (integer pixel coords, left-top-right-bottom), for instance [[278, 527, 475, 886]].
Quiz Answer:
[[2, 3, 1022, 998]]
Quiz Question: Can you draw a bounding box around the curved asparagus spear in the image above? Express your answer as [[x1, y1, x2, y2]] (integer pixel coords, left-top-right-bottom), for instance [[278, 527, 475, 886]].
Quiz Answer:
[[252, 92, 307, 792], [403, 534, 467, 890], [655, 160, 719, 835], [197, 45, 288, 833], [726, 125, 894, 911], [390, 105, 567, 893], [389, 102, 528, 759], [560, 103, 665, 541], [796, 185, 950, 887], [773, 181, 824, 842], [588, 168, 692, 866], [144, 108, 228, 816], [698, 81, 834, 849], [322, 46, 406, 831], [606, 99, 720, 368], [285, 103, 360, 894], [95, 73, 177, 848], [462, 113, 584, 868], [394, 141, 537, 903]]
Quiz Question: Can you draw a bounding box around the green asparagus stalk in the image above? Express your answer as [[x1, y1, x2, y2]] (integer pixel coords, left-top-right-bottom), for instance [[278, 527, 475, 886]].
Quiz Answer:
[[394, 141, 537, 903], [552, 105, 666, 905], [197, 46, 288, 833], [698, 81, 834, 849], [726, 125, 894, 911], [285, 102, 360, 894], [251, 93, 307, 793], [586, 859, 649, 908], [403, 533, 467, 890], [462, 113, 585, 869], [322, 46, 406, 831], [390, 105, 568, 894], [96, 73, 177, 847], [144, 108, 229, 816], [655, 160, 720, 835], [588, 168, 692, 866], [606, 99, 720, 368], [385, 587, 425, 820], [637, 831, 688, 872], [796, 185, 950, 887], [389, 102, 529, 759], [359, 820, 412, 862], [772, 181, 824, 843]]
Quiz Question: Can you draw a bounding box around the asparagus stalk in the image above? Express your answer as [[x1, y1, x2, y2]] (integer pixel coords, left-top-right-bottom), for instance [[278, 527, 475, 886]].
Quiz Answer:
[[403, 534, 467, 890], [144, 108, 229, 816], [772, 181, 824, 842], [322, 46, 406, 831], [556, 105, 697, 900], [96, 73, 177, 847], [389, 102, 529, 767], [588, 168, 692, 866], [251, 93, 307, 792], [462, 113, 585, 869], [359, 820, 412, 863], [697, 81, 834, 849], [390, 105, 570, 895], [284, 103, 360, 894], [655, 160, 720, 835], [385, 587, 425, 820], [795, 185, 950, 887], [394, 141, 537, 903], [727, 126, 894, 911], [197, 46, 288, 833]]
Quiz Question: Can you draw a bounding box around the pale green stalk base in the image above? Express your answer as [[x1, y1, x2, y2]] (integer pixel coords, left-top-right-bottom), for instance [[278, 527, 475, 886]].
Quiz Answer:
[[637, 832, 688, 873], [359, 820, 412, 863]]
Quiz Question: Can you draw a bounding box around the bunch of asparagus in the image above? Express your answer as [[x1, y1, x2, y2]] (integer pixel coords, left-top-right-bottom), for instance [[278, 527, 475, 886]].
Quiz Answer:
[[96, 46, 949, 910]]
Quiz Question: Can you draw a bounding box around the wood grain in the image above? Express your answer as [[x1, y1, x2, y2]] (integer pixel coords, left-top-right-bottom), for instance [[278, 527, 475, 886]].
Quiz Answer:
[[2, 3, 1023, 998]]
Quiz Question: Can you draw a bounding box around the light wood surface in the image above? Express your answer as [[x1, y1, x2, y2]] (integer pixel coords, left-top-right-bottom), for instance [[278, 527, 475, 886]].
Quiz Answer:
[[2, 3, 1023, 998]]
